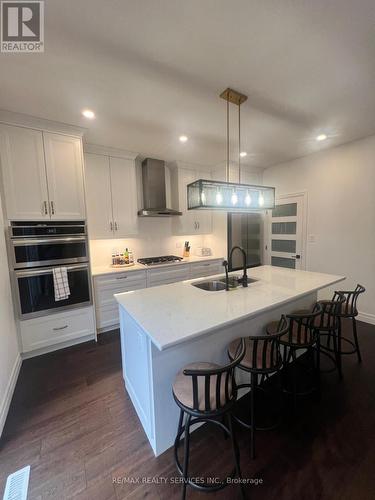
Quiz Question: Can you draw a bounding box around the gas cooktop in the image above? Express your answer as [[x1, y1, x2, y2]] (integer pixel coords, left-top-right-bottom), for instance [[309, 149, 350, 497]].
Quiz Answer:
[[137, 255, 183, 266]]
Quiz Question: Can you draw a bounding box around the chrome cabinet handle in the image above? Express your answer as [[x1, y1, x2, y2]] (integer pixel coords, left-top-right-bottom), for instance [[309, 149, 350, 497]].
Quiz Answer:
[[50, 201, 55, 215], [116, 276, 127, 280], [114, 221, 118, 231], [53, 325, 68, 331], [42, 201, 48, 215], [110, 221, 113, 231]]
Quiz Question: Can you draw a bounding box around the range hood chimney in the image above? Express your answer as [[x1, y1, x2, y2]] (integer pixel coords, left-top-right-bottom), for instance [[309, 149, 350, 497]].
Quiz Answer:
[[138, 158, 182, 217]]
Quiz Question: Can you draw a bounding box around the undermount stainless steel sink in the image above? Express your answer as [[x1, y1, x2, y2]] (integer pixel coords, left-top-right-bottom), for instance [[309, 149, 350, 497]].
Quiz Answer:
[[192, 280, 227, 291], [192, 275, 259, 291]]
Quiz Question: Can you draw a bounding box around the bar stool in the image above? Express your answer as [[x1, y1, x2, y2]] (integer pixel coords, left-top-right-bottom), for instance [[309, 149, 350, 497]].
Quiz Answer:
[[227, 315, 289, 459], [311, 293, 346, 379], [172, 339, 246, 500], [279, 305, 322, 410], [332, 285, 366, 375]]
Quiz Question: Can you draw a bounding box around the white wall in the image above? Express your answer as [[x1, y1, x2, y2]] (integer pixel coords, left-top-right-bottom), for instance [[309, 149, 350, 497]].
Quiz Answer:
[[0, 199, 20, 435], [263, 134, 375, 320]]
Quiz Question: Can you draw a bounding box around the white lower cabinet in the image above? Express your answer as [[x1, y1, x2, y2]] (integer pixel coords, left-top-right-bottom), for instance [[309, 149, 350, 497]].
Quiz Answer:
[[94, 270, 147, 331], [93, 259, 224, 332], [20, 306, 95, 353], [190, 259, 224, 278], [147, 264, 190, 287]]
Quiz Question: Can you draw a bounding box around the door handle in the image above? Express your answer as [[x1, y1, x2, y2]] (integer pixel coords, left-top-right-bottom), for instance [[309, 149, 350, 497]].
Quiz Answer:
[[42, 201, 48, 215], [50, 201, 55, 215], [291, 254, 301, 259], [114, 222, 118, 231], [110, 221, 113, 231]]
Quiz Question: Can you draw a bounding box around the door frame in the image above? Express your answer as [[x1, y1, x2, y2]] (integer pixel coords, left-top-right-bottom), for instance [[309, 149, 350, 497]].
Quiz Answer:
[[264, 191, 308, 270]]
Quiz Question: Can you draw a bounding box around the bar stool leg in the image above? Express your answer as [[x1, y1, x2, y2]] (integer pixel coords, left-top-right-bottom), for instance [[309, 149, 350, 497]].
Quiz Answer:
[[352, 317, 362, 363], [316, 336, 321, 398], [337, 319, 343, 380], [250, 372, 256, 459], [228, 413, 246, 500], [291, 348, 297, 412], [182, 414, 191, 500]]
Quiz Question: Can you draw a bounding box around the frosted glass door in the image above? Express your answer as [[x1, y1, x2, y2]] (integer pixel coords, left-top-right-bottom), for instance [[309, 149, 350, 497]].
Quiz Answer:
[[267, 196, 305, 270]]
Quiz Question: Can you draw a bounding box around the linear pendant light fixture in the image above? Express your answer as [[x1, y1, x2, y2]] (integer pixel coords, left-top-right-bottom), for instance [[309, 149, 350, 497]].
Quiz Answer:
[[187, 88, 275, 212]]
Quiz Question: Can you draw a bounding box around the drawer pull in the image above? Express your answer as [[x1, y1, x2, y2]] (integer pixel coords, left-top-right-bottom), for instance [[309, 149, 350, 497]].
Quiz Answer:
[[116, 276, 128, 280], [53, 325, 68, 331]]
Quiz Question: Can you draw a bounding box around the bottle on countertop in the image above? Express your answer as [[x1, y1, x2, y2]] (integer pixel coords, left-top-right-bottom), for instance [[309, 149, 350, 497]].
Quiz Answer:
[[112, 251, 116, 266], [128, 249, 134, 264], [124, 248, 129, 265]]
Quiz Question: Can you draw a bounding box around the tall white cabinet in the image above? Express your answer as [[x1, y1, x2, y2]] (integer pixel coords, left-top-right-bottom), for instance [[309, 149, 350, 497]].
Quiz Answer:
[[0, 124, 86, 220], [172, 165, 212, 235], [84, 150, 138, 239]]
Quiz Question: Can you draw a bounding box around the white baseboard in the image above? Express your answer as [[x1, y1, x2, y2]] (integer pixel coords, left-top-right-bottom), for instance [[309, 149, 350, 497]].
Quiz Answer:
[[357, 311, 375, 325], [0, 354, 22, 437]]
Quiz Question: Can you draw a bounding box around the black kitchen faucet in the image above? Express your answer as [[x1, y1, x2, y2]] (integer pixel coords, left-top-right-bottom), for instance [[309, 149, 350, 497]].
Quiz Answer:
[[222, 246, 248, 291]]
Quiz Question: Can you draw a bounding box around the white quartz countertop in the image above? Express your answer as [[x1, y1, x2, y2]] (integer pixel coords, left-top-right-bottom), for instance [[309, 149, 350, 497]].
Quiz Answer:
[[91, 255, 223, 276], [115, 265, 345, 351]]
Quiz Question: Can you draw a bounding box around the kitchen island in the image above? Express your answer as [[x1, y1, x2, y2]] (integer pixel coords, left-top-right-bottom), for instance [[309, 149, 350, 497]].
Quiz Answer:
[[115, 265, 345, 456]]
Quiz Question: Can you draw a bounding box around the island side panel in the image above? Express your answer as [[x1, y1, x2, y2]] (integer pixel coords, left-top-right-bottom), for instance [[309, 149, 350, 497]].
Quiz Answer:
[[150, 292, 317, 456], [119, 308, 156, 451]]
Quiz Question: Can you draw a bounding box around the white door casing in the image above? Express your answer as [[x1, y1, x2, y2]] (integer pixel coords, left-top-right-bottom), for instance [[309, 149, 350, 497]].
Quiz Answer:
[[265, 192, 307, 270]]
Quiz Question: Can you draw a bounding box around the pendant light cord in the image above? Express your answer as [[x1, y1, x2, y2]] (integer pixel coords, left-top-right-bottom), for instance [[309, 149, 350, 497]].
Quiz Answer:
[[238, 101, 241, 184], [226, 97, 229, 183]]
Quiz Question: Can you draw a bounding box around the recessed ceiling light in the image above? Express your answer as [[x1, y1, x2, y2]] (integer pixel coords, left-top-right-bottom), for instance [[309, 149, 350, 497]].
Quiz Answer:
[[82, 109, 95, 119], [240, 151, 247, 157], [179, 135, 188, 143], [316, 133, 327, 141]]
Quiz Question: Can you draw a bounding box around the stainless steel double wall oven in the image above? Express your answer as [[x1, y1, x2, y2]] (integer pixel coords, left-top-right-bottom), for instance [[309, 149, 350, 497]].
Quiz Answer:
[[8, 221, 92, 319]]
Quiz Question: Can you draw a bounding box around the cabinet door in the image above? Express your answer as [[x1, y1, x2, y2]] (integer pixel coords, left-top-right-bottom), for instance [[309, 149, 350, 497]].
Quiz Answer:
[[110, 157, 138, 237], [0, 125, 49, 220], [84, 153, 114, 239], [173, 168, 196, 235], [43, 133, 86, 220]]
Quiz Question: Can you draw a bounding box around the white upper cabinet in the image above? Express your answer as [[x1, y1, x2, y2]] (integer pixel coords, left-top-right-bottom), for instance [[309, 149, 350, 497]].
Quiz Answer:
[[172, 166, 212, 235], [43, 133, 86, 220], [110, 157, 138, 237], [84, 153, 138, 239], [84, 153, 113, 239], [0, 124, 86, 221], [0, 124, 49, 220]]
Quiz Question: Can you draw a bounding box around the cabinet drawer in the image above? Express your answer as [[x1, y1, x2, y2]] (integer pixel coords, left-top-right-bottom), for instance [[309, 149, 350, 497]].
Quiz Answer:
[[190, 260, 224, 278], [96, 280, 146, 308], [20, 306, 95, 352], [147, 265, 190, 287], [96, 304, 119, 330], [95, 270, 146, 287]]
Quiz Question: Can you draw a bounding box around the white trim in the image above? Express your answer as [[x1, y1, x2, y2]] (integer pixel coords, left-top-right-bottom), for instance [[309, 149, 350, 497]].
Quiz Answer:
[[357, 311, 375, 325], [83, 143, 138, 160], [0, 110, 86, 137], [21, 333, 96, 359], [0, 354, 22, 437]]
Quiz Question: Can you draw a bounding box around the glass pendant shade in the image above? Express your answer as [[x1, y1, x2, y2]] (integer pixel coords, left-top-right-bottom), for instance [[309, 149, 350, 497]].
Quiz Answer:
[[187, 179, 275, 211]]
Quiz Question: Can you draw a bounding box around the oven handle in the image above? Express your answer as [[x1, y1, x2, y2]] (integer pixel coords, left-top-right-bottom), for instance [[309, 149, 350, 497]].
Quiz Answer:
[[15, 263, 89, 278], [12, 236, 87, 246]]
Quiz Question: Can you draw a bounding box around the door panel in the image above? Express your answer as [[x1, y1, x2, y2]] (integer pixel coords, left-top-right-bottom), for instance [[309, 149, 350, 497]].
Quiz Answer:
[[110, 157, 138, 237], [266, 195, 305, 270], [43, 133, 86, 220], [0, 125, 49, 220], [84, 153, 114, 239]]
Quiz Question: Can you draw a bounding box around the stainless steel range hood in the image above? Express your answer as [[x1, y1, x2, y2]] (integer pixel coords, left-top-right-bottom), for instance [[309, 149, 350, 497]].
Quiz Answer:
[[138, 158, 182, 217]]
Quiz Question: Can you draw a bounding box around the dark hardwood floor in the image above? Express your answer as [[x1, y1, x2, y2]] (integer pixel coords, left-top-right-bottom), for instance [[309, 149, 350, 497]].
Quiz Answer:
[[1, 320, 375, 500]]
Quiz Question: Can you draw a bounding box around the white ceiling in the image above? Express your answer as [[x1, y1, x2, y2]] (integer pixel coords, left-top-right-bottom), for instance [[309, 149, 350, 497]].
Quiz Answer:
[[1, 0, 375, 167]]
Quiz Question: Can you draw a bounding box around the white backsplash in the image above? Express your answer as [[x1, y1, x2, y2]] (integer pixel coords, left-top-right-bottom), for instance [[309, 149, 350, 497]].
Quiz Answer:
[[89, 217, 210, 267]]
